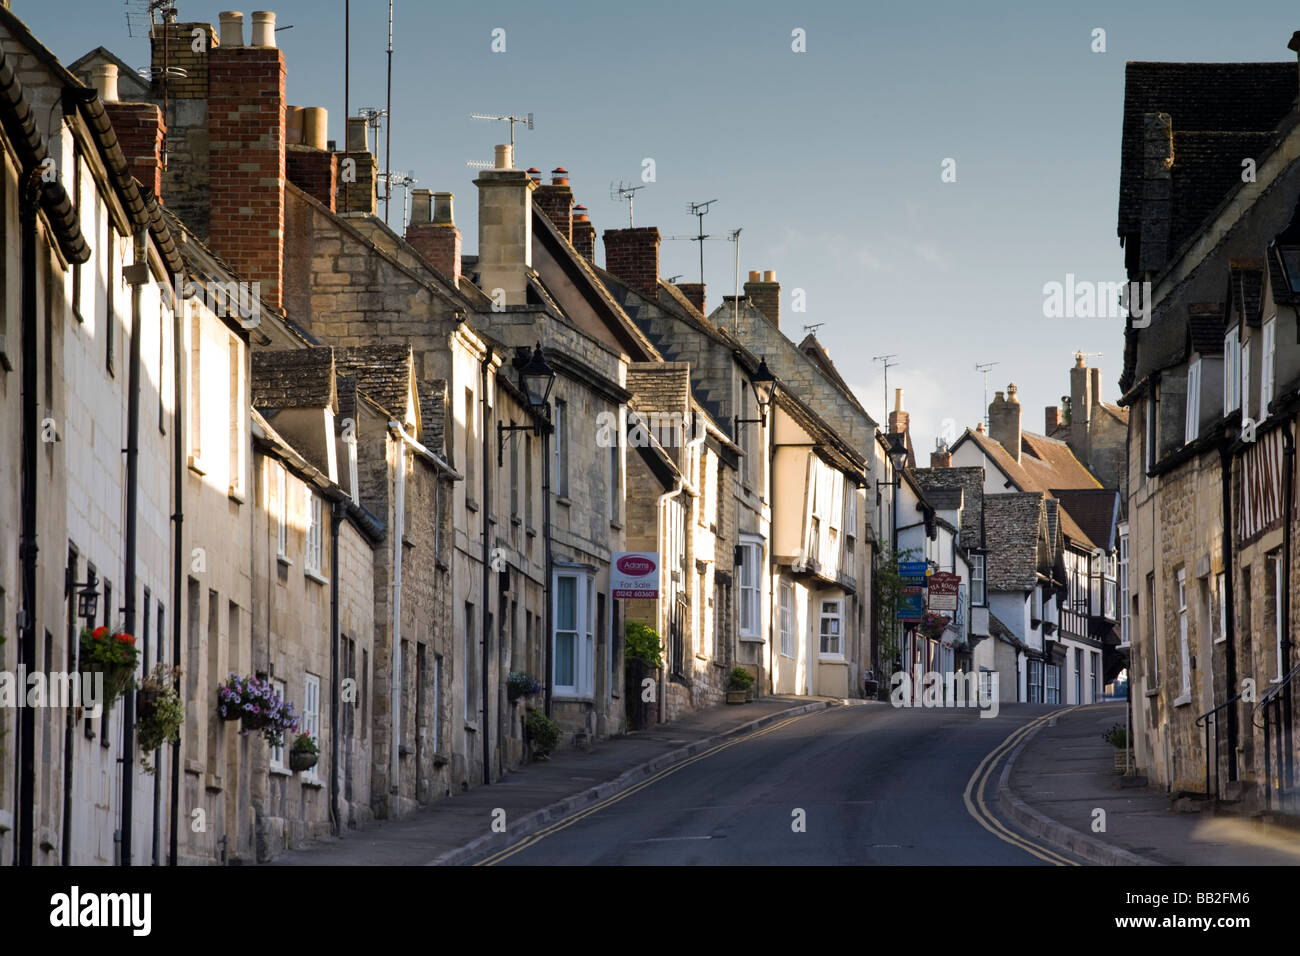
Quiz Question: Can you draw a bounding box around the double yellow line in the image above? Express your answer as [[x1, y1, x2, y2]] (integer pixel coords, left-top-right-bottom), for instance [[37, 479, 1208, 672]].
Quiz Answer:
[[963, 708, 1080, 866], [475, 708, 826, 866]]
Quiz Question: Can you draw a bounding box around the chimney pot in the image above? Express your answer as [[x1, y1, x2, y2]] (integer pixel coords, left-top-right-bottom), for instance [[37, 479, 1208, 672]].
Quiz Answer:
[[410, 188, 433, 224], [302, 107, 328, 150], [573, 204, 589, 220], [250, 10, 276, 48], [433, 192, 455, 225], [748, 270, 761, 282], [551, 167, 569, 185], [496, 144, 515, 170], [346, 116, 369, 152], [286, 105, 304, 145], [218, 11, 245, 47], [91, 63, 119, 103], [762, 269, 776, 282]]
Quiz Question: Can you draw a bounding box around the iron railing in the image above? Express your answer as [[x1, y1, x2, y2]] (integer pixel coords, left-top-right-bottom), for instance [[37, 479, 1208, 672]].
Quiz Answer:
[[1194, 687, 1249, 800], [1253, 663, 1300, 812]]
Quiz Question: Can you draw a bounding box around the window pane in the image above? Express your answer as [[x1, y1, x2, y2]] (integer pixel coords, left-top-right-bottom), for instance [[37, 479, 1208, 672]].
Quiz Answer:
[[557, 577, 576, 631], [555, 632, 575, 686]]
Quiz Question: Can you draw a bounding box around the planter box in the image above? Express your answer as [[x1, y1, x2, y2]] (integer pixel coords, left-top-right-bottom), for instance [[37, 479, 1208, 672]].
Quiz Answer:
[[726, 690, 747, 704], [290, 750, 319, 773]]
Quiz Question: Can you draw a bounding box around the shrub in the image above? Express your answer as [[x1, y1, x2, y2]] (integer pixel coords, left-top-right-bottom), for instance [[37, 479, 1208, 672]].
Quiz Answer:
[[728, 667, 755, 691], [1102, 724, 1130, 748], [525, 709, 562, 757], [625, 621, 663, 668]]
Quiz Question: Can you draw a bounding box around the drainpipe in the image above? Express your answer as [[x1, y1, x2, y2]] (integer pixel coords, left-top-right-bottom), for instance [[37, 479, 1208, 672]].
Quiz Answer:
[[119, 229, 148, 866], [168, 285, 185, 865], [329, 498, 342, 835], [1281, 424, 1295, 791], [17, 167, 40, 868], [480, 350, 493, 783], [543, 423, 554, 719], [390, 433, 405, 803], [1219, 441, 1239, 781]]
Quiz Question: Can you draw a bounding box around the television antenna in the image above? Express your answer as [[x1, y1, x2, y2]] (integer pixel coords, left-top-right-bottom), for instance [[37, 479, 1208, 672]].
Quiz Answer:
[[873, 354, 899, 426], [379, 171, 417, 229], [466, 160, 495, 169], [610, 182, 645, 228], [975, 361, 999, 429], [804, 323, 825, 335], [470, 112, 534, 149], [124, 0, 176, 38], [1073, 350, 1103, 364], [685, 200, 717, 286], [728, 228, 741, 329]]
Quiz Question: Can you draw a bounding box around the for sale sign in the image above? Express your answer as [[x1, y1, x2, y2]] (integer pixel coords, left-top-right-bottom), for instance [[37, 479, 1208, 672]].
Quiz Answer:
[[612, 552, 659, 598]]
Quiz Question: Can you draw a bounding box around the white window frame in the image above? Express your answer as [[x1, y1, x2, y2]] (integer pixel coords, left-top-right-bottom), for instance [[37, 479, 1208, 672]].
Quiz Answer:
[[1224, 327, 1241, 414], [1118, 529, 1130, 646], [1241, 340, 1252, 422], [1144, 390, 1157, 472], [1176, 569, 1190, 703], [779, 580, 794, 659], [553, 569, 595, 698], [818, 598, 843, 659], [1185, 357, 1201, 444], [1214, 572, 1226, 645], [302, 673, 320, 781], [970, 554, 986, 606], [305, 491, 324, 577], [269, 677, 287, 771], [1261, 316, 1276, 420], [738, 537, 763, 639], [554, 399, 569, 498], [1270, 551, 1284, 682], [275, 462, 288, 559]]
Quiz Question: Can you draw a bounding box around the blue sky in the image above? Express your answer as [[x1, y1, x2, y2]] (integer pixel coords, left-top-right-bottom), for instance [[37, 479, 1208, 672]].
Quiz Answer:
[[19, 0, 1300, 455]]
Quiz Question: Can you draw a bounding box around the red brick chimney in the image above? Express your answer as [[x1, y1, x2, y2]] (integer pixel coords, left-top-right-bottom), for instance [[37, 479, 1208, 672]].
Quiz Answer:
[[207, 10, 287, 311], [603, 227, 661, 300], [1045, 405, 1064, 435], [678, 282, 705, 314], [406, 189, 462, 287], [744, 270, 780, 327], [930, 439, 952, 468], [572, 205, 596, 262], [535, 167, 573, 242], [94, 63, 166, 198]]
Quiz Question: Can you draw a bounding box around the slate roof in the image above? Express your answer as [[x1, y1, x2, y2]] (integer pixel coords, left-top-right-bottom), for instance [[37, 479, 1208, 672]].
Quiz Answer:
[[420, 379, 447, 456], [626, 362, 692, 415], [959, 427, 1100, 496], [985, 493, 1046, 591], [798, 333, 869, 417], [925, 487, 964, 511], [1051, 489, 1120, 552], [1188, 303, 1225, 356], [1170, 130, 1278, 257], [1118, 62, 1296, 245], [334, 345, 414, 420], [251, 348, 337, 410]]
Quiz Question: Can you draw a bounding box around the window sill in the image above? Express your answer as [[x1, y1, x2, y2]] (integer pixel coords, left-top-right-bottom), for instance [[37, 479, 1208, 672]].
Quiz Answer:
[[818, 656, 848, 665], [1173, 693, 1192, 708], [466, 499, 479, 512], [1214, 635, 1227, 645], [305, 568, 329, 586], [277, 554, 293, 568], [464, 721, 479, 733], [552, 693, 593, 703], [302, 778, 324, 790], [269, 766, 292, 777], [1145, 684, 1161, 698], [609, 519, 623, 531], [739, 634, 764, 643], [511, 516, 522, 528], [779, 651, 795, 660], [187, 455, 206, 476], [526, 526, 537, 538], [557, 496, 572, 508], [228, 486, 245, 505]]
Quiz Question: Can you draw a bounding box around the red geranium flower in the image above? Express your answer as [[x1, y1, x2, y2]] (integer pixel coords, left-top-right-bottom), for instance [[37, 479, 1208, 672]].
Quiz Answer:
[[92, 626, 109, 640]]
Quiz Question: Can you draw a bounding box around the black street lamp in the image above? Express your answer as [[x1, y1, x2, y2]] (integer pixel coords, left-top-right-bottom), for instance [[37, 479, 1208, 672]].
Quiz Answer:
[[498, 343, 557, 466], [65, 566, 100, 625], [734, 357, 777, 435]]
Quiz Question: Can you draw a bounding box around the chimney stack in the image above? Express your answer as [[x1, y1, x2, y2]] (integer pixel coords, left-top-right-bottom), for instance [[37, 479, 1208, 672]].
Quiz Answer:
[[475, 150, 535, 305], [105, 94, 167, 198], [603, 227, 661, 301], [888, 388, 916, 469], [336, 116, 377, 215], [535, 167, 574, 241], [1045, 405, 1064, 434], [678, 282, 705, 314], [744, 269, 780, 327], [930, 438, 952, 469], [572, 205, 596, 262], [1069, 353, 1093, 458], [208, 8, 287, 309], [406, 189, 462, 287], [988, 383, 1023, 463]]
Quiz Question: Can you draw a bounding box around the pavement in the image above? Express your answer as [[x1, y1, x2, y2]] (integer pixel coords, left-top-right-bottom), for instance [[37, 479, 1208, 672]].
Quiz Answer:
[[1000, 700, 1300, 865], [271, 694, 847, 865]]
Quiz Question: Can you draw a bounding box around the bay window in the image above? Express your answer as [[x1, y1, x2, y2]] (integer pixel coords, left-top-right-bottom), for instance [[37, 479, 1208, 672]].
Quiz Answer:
[[553, 567, 596, 698], [738, 536, 763, 639]]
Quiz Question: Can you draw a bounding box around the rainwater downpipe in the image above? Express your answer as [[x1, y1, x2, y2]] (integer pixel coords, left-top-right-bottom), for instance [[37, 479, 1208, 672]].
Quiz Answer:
[[480, 351, 493, 784], [390, 437, 405, 798], [329, 498, 342, 835]]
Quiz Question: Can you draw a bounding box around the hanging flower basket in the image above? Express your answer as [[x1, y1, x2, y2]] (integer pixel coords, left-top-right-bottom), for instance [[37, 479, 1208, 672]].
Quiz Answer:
[[216, 674, 299, 747], [506, 671, 541, 704], [919, 612, 951, 641], [78, 626, 140, 706], [136, 664, 184, 775]]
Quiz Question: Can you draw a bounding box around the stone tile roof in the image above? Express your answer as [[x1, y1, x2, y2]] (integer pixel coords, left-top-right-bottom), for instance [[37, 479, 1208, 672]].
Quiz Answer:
[[1118, 62, 1295, 244], [960, 427, 1100, 496], [1170, 130, 1277, 256], [797, 333, 869, 417], [985, 492, 1046, 591], [419, 379, 447, 455], [1188, 303, 1225, 356], [1228, 258, 1265, 327], [251, 347, 337, 410], [626, 362, 691, 415], [334, 345, 414, 420], [336, 374, 357, 425], [1050, 488, 1120, 551]]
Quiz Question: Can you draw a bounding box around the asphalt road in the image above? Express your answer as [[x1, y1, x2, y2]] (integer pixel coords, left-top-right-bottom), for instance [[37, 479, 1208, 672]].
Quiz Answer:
[[484, 701, 1081, 865]]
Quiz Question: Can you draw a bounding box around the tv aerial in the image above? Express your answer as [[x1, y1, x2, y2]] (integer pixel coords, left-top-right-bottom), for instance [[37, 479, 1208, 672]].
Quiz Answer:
[[470, 112, 534, 148], [610, 181, 646, 228]]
